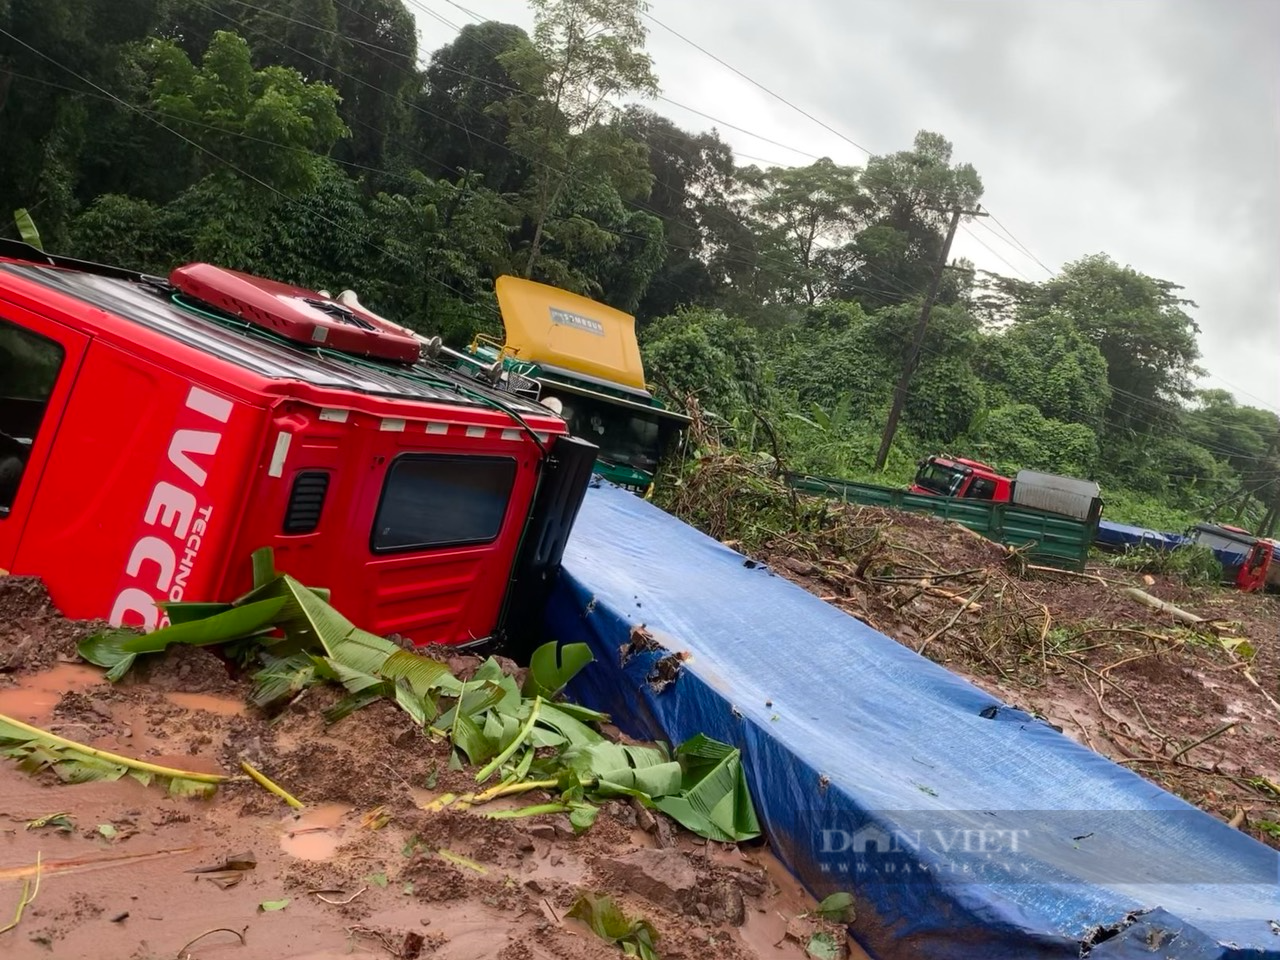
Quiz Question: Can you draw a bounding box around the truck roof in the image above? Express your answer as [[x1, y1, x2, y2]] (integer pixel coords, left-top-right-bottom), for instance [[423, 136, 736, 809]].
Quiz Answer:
[[494, 275, 649, 398], [0, 255, 559, 427]]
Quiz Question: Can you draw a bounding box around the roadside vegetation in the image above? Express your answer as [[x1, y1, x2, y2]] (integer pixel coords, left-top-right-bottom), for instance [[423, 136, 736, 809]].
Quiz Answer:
[[2, 0, 1276, 535]]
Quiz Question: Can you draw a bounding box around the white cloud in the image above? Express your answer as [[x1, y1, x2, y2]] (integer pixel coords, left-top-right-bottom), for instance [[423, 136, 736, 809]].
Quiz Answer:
[[412, 0, 1280, 413]]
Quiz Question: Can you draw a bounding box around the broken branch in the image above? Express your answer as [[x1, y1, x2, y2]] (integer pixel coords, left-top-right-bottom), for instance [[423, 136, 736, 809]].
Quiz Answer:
[[240, 759, 303, 809], [1168, 722, 1238, 763]]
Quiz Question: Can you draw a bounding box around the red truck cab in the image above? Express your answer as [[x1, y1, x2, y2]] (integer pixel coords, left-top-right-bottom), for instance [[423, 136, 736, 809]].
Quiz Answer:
[[0, 243, 595, 651], [1190, 523, 1277, 593], [910, 455, 1012, 502]]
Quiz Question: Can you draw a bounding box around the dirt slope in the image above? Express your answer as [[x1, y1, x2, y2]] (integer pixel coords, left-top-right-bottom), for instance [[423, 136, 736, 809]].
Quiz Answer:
[[751, 501, 1280, 848], [0, 577, 864, 960]]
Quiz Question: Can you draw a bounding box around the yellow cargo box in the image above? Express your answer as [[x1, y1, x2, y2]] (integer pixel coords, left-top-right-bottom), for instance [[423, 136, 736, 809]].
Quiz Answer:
[[494, 276, 648, 395]]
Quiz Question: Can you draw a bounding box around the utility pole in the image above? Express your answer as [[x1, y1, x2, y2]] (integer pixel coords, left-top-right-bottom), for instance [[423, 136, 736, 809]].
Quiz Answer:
[[1230, 429, 1280, 524], [874, 204, 987, 470]]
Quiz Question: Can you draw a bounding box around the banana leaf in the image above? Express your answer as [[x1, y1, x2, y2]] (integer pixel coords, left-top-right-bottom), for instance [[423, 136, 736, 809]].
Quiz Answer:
[[652, 734, 761, 842], [249, 576, 460, 699], [535, 702, 605, 748], [559, 740, 670, 781], [79, 598, 287, 681], [14, 208, 42, 250], [451, 712, 497, 765], [594, 761, 684, 800], [249, 653, 317, 708], [0, 713, 226, 798], [435, 680, 505, 728], [523, 641, 594, 699], [158, 601, 234, 624], [547, 701, 611, 725], [393, 679, 438, 727], [77, 630, 139, 682], [567, 894, 659, 960], [324, 687, 389, 724], [121, 597, 288, 653]]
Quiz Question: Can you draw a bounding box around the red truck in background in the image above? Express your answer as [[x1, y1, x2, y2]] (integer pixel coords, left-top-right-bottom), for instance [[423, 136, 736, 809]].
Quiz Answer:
[[910, 455, 1012, 502], [0, 241, 596, 653], [912, 455, 1274, 593], [911, 455, 1104, 524], [1188, 523, 1278, 594]]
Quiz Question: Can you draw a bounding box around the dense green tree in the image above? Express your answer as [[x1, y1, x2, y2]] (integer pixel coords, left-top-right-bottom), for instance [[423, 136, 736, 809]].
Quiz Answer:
[[839, 131, 984, 310], [980, 311, 1111, 426], [364, 170, 518, 343], [416, 21, 529, 188], [162, 0, 418, 172], [497, 0, 658, 276], [739, 158, 868, 305], [970, 404, 1099, 476], [148, 30, 347, 194], [620, 107, 739, 322], [994, 254, 1202, 441], [0, 0, 164, 241], [640, 307, 768, 420]]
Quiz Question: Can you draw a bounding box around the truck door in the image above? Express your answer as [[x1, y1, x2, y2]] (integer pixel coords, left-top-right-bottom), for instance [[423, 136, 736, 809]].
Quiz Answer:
[[965, 476, 998, 500], [0, 306, 89, 570]]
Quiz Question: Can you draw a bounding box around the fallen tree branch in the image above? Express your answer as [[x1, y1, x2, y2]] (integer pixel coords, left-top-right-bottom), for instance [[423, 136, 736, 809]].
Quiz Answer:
[[0, 853, 40, 935], [917, 583, 988, 656], [240, 759, 303, 809], [1024, 565, 1118, 586], [1169, 721, 1238, 763], [175, 925, 246, 958], [1118, 587, 1206, 626]]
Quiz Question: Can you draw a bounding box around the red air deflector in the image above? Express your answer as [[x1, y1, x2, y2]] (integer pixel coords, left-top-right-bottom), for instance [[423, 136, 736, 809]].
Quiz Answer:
[[170, 263, 422, 364]]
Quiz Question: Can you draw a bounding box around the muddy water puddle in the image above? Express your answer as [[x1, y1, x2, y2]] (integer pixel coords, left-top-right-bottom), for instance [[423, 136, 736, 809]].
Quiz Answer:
[[280, 803, 352, 860], [166, 690, 246, 716], [0, 662, 103, 721]]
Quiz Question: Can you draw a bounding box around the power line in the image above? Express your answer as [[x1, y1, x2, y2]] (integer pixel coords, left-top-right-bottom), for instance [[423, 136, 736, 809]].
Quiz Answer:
[[15, 9, 1268, 465], [985, 211, 1055, 276], [651, 95, 823, 162], [642, 10, 874, 157], [640, 9, 1056, 283]]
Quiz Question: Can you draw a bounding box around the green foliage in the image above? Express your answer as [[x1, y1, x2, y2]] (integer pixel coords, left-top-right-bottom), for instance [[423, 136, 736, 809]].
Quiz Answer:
[[981, 312, 1110, 425], [4, 3, 1270, 532], [149, 30, 348, 194], [970, 404, 1099, 477], [1097, 489, 1202, 532], [14, 209, 42, 249], [1107, 544, 1223, 585], [498, 0, 658, 277], [641, 307, 769, 421], [567, 893, 660, 960], [78, 549, 759, 844]]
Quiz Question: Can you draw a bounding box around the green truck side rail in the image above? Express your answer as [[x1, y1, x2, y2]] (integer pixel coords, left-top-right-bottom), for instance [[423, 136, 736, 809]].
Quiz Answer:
[[786, 472, 1098, 571]]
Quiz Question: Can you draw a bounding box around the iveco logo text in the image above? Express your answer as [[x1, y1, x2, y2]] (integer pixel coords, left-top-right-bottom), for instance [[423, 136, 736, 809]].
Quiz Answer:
[[549, 307, 604, 336], [109, 386, 232, 629]]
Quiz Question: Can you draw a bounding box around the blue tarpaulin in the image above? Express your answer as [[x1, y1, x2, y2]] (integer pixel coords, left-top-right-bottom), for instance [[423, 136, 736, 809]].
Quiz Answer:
[[1095, 519, 1188, 552], [549, 483, 1280, 960]]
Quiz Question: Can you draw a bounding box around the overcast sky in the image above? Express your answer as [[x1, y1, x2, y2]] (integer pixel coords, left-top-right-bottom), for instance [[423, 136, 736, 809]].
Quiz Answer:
[[414, 0, 1280, 415]]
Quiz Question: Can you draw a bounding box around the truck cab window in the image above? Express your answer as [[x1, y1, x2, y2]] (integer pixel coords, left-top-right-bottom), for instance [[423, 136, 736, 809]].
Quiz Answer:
[[966, 477, 997, 500], [0, 320, 65, 515], [372, 454, 517, 553]]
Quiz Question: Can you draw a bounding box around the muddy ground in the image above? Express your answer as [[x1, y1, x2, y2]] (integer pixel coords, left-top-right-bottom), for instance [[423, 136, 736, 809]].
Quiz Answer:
[[0, 577, 864, 960], [753, 503, 1280, 847]]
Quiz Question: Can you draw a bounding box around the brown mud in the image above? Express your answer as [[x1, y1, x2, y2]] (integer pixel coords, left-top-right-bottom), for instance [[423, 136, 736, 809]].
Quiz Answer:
[[0, 577, 868, 960]]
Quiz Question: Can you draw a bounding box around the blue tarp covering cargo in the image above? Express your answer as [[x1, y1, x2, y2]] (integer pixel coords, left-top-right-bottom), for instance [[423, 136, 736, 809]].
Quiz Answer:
[[1095, 519, 1187, 551], [549, 483, 1280, 960]]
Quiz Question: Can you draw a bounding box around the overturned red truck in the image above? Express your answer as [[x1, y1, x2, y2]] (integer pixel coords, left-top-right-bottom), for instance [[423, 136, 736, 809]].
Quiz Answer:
[[0, 242, 596, 652]]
